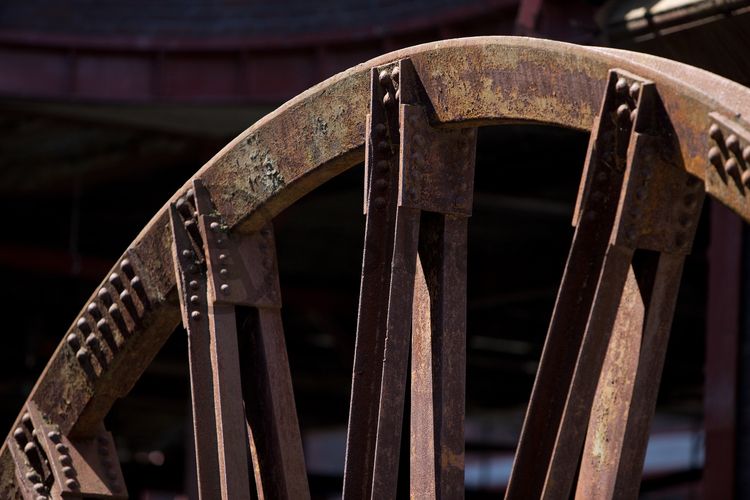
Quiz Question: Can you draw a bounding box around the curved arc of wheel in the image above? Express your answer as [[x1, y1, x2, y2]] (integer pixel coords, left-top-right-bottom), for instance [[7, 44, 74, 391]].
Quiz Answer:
[[2, 35, 750, 497]]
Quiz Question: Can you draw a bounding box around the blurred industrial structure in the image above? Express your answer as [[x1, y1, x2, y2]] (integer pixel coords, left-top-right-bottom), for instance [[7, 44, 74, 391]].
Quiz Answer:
[[1, 0, 750, 498]]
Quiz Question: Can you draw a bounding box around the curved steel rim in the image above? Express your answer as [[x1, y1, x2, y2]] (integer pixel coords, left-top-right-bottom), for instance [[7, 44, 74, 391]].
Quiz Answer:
[[3, 35, 750, 492]]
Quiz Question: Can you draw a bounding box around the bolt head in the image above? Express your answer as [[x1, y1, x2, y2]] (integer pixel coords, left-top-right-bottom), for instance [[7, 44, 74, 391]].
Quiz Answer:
[[210, 221, 220, 232], [615, 77, 628, 95], [65, 478, 79, 490], [742, 169, 750, 188], [616, 104, 631, 125], [629, 82, 641, 99], [390, 66, 400, 83], [727, 134, 740, 151], [189, 295, 200, 305], [709, 123, 722, 142], [221, 284, 230, 295], [191, 311, 201, 321], [725, 157, 739, 175], [189, 280, 199, 290], [378, 70, 390, 88], [47, 431, 61, 443], [708, 146, 722, 166]]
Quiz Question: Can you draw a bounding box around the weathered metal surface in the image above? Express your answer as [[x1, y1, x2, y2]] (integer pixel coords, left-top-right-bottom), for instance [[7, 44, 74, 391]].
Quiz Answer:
[[343, 64, 401, 500], [172, 179, 308, 500], [9, 402, 126, 499], [411, 213, 468, 499], [169, 201, 221, 500], [3, 37, 750, 497]]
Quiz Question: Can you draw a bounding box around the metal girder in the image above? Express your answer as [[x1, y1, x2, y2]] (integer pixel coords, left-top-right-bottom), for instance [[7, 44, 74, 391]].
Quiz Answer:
[[2, 37, 750, 499], [169, 180, 309, 500]]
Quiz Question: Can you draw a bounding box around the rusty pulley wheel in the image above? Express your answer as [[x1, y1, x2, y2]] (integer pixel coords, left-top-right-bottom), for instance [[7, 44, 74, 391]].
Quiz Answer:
[[3, 37, 750, 499]]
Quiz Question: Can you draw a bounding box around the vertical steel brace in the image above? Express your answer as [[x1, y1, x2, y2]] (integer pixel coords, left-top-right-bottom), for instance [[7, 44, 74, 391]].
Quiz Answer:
[[507, 69, 705, 500]]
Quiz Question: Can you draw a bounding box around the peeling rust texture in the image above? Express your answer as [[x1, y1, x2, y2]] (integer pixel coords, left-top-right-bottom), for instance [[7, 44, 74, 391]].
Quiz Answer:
[[3, 36, 750, 494]]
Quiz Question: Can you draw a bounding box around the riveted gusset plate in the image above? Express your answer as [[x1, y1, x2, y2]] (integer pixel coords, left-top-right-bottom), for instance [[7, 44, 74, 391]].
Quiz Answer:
[[9, 402, 126, 500], [705, 112, 750, 221], [193, 179, 281, 308]]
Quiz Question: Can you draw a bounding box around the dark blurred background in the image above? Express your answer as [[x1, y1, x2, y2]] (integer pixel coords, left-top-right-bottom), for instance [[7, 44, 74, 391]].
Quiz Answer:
[[1, 0, 750, 498]]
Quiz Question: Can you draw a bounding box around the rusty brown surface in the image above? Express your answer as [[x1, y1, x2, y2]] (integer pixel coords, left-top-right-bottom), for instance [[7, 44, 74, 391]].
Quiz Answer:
[[3, 36, 750, 496]]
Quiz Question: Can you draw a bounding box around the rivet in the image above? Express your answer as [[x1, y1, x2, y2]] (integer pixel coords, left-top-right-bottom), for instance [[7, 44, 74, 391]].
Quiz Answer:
[[190, 295, 200, 305], [615, 77, 628, 95], [120, 259, 135, 279], [24, 442, 37, 454], [616, 104, 631, 125], [743, 146, 750, 163], [373, 197, 386, 208], [65, 478, 79, 490], [98, 287, 113, 307], [221, 284, 230, 295], [186, 188, 195, 204], [75, 348, 90, 363], [375, 178, 388, 190], [56, 443, 68, 454], [390, 66, 400, 83], [59, 454, 72, 466], [188, 264, 198, 274], [708, 146, 723, 167], [175, 198, 193, 219], [33, 483, 45, 493], [373, 123, 386, 136], [109, 273, 124, 292], [21, 413, 31, 426], [727, 134, 740, 151], [376, 160, 389, 171], [725, 157, 739, 176], [14, 430, 27, 450], [47, 430, 61, 443], [742, 169, 750, 188], [629, 82, 641, 99], [219, 268, 229, 278], [216, 238, 225, 246], [630, 109, 637, 122], [62, 465, 76, 478], [77, 318, 91, 334], [378, 70, 390, 88], [218, 254, 227, 262], [189, 280, 199, 290], [86, 333, 100, 349], [191, 311, 201, 321], [25, 471, 40, 482], [394, 89, 400, 102], [182, 249, 193, 258], [709, 123, 723, 142], [66, 333, 81, 350], [87, 303, 102, 320], [36, 496, 47, 500], [383, 92, 392, 107]]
